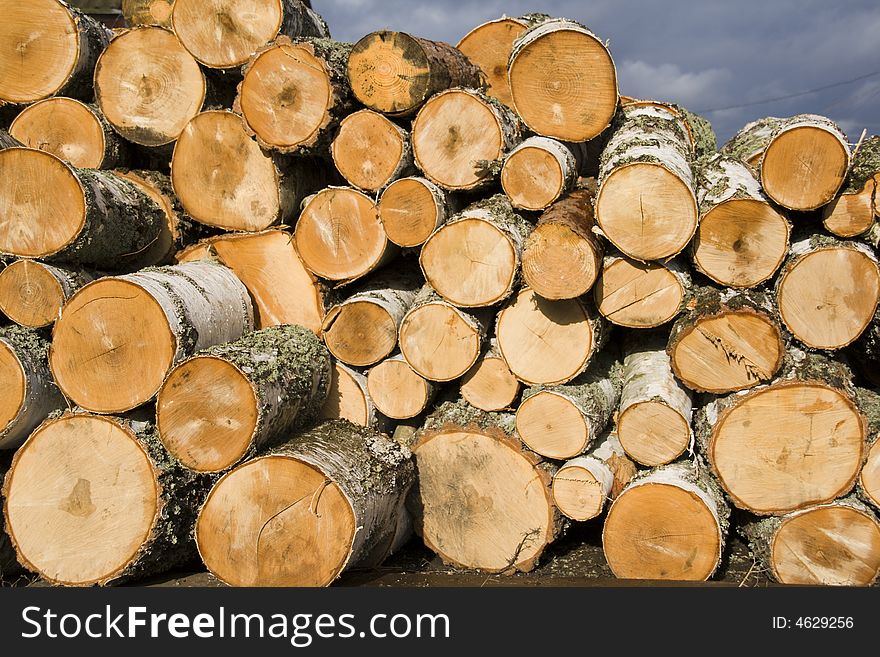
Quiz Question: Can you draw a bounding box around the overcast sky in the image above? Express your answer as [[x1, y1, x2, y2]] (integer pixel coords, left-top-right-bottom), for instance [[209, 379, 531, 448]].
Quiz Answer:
[[316, 0, 880, 145]]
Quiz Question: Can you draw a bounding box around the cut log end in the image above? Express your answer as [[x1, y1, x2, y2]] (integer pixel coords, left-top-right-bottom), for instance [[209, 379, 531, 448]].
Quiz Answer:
[[823, 185, 878, 238], [523, 223, 600, 300], [331, 110, 410, 192], [460, 355, 520, 412], [323, 301, 399, 367], [863, 440, 880, 510], [400, 302, 482, 382], [123, 0, 175, 28], [517, 392, 591, 460], [618, 401, 691, 467], [157, 356, 258, 473], [9, 98, 107, 169], [693, 199, 790, 288], [95, 26, 205, 148], [367, 358, 432, 420], [552, 460, 609, 521], [0, 261, 66, 328], [509, 22, 617, 142], [0, 341, 25, 434], [501, 144, 566, 211], [594, 257, 685, 328], [3, 415, 159, 586], [456, 18, 528, 107], [320, 362, 373, 427], [379, 177, 446, 248]]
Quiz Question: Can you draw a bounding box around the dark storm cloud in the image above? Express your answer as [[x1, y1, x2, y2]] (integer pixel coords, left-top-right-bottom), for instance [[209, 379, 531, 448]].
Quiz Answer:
[[316, 0, 880, 143]]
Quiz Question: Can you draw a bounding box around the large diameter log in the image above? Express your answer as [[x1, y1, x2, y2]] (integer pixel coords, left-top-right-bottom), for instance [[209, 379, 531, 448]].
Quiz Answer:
[[320, 362, 384, 430], [743, 498, 880, 586], [399, 286, 490, 382], [347, 31, 483, 116], [51, 261, 254, 414], [179, 230, 330, 333], [667, 286, 785, 394], [501, 137, 583, 211], [522, 188, 603, 300], [122, 0, 174, 27], [596, 104, 698, 261], [776, 237, 880, 350], [409, 401, 562, 573], [456, 15, 544, 107], [331, 110, 414, 192], [618, 331, 693, 467], [0, 326, 66, 450], [237, 38, 354, 155], [412, 88, 522, 191], [0, 0, 111, 104], [295, 186, 396, 283], [322, 272, 420, 367], [460, 339, 520, 412], [695, 350, 866, 515], [496, 287, 607, 386], [602, 461, 730, 581], [723, 114, 851, 211], [2, 412, 212, 586], [172, 0, 328, 70], [692, 154, 790, 288], [594, 253, 691, 328], [508, 18, 617, 142], [367, 354, 436, 420], [94, 27, 206, 148], [378, 176, 455, 248], [0, 261, 94, 328], [516, 353, 622, 460], [823, 136, 880, 238], [157, 325, 332, 473], [196, 420, 414, 586], [0, 148, 165, 268], [420, 195, 531, 307], [9, 97, 129, 169], [552, 431, 637, 522], [172, 111, 325, 232]]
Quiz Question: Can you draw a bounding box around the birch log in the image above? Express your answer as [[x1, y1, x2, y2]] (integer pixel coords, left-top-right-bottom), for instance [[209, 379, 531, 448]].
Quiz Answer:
[[460, 339, 521, 412], [331, 109, 414, 192], [501, 137, 583, 211], [50, 261, 254, 414], [367, 353, 436, 420], [320, 362, 386, 431], [378, 177, 455, 248], [823, 135, 880, 238], [122, 0, 175, 28], [0, 261, 94, 328]]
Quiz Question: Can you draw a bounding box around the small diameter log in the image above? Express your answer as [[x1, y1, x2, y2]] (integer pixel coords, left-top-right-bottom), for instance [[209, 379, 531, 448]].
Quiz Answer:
[[522, 188, 603, 299], [691, 154, 790, 288], [823, 136, 880, 238], [409, 401, 562, 573], [595, 103, 698, 261], [399, 286, 490, 382], [196, 420, 414, 586], [378, 176, 455, 248], [237, 38, 354, 155], [322, 272, 420, 367], [618, 331, 693, 467], [412, 88, 522, 191], [122, 0, 174, 27], [172, 111, 326, 231], [0, 0, 111, 104], [501, 137, 583, 211], [367, 354, 436, 420], [320, 362, 384, 430], [331, 110, 414, 192], [516, 353, 622, 460], [2, 412, 212, 586], [776, 236, 880, 350], [9, 97, 129, 169], [460, 339, 521, 411], [456, 15, 544, 107], [295, 186, 397, 282], [157, 325, 332, 473], [496, 286, 607, 386], [602, 460, 729, 581], [695, 350, 866, 515], [724, 114, 851, 211], [0, 326, 66, 450], [94, 27, 206, 148], [552, 431, 637, 522], [180, 230, 330, 332], [420, 195, 532, 307], [594, 253, 691, 328], [0, 148, 165, 268], [508, 18, 617, 142], [172, 0, 328, 70], [51, 261, 254, 414], [0, 260, 94, 328], [347, 31, 483, 116], [667, 286, 785, 394], [743, 498, 880, 586]]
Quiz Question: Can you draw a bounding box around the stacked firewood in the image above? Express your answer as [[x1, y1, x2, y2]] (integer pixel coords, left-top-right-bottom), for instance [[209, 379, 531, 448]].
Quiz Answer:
[[1, 0, 879, 588]]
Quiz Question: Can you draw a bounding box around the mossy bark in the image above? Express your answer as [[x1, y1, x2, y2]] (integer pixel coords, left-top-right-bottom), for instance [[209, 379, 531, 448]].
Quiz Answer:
[[721, 116, 781, 164], [843, 135, 880, 195]]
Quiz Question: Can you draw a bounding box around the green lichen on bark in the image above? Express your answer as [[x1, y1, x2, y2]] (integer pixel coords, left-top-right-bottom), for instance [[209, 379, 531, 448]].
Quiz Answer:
[[676, 106, 717, 159], [721, 116, 781, 164], [0, 324, 51, 361], [418, 399, 517, 440], [844, 135, 880, 194]]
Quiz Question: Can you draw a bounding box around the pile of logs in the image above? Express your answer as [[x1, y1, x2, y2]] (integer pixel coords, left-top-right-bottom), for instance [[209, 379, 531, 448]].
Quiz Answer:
[[1, 0, 879, 588]]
